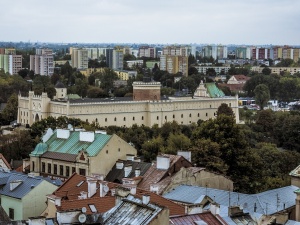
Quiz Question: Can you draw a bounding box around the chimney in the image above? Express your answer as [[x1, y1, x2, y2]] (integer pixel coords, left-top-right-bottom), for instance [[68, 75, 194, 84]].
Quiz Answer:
[[124, 164, 132, 177], [100, 181, 109, 198], [142, 195, 150, 205], [79, 191, 87, 199], [135, 168, 141, 177], [87, 178, 97, 198], [128, 185, 137, 195], [133, 157, 141, 162], [294, 189, 300, 221], [91, 173, 104, 181], [210, 202, 220, 215], [156, 156, 170, 170], [126, 154, 135, 161], [10, 180, 23, 191], [55, 197, 61, 207], [116, 160, 124, 169], [150, 184, 159, 194], [177, 151, 192, 162]]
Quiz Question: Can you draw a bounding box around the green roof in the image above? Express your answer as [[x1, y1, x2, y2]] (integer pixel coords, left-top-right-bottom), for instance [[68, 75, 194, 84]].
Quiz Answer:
[[205, 83, 225, 98], [30, 142, 48, 157], [41, 130, 112, 157]]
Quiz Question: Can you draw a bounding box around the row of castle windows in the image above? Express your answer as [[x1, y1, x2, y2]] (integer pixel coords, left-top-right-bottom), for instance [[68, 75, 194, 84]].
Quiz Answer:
[[89, 112, 210, 123]]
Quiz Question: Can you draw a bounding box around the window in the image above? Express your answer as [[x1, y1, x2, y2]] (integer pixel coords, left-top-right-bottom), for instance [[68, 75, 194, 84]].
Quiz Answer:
[[118, 148, 120, 152], [60, 165, 64, 176], [105, 118, 107, 122], [206, 113, 208, 116], [72, 167, 76, 174], [79, 168, 86, 176], [96, 118, 98, 122], [181, 114, 183, 118], [9, 208, 14, 220], [123, 117, 126, 121], [157, 116, 159, 120], [48, 163, 51, 174], [210, 105, 211, 108], [66, 166, 70, 177], [77, 180, 84, 187], [198, 113, 200, 117], [54, 164, 57, 175], [114, 117, 117, 121], [32, 161, 35, 172], [173, 115, 175, 119], [89, 204, 97, 213], [42, 162, 45, 173], [106, 150, 108, 154], [189, 113, 191, 117], [133, 117, 135, 121], [142, 116, 144, 120]]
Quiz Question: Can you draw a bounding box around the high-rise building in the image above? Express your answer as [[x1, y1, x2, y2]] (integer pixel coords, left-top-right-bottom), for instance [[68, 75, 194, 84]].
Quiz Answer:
[[235, 47, 251, 59], [160, 46, 189, 76], [202, 45, 227, 59], [30, 48, 54, 76], [71, 48, 88, 70], [112, 48, 123, 70], [0, 48, 22, 75], [251, 47, 270, 60], [139, 46, 156, 58]]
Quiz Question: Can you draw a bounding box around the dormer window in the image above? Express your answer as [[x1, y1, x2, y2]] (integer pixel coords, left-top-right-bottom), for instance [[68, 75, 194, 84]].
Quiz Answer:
[[76, 181, 84, 187]]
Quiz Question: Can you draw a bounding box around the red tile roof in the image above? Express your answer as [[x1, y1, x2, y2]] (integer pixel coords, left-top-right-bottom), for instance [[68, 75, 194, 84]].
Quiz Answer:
[[233, 75, 250, 81], [170, 211, 226, 225], [53, 173, 185, 216], [138, 154, 192, 194]]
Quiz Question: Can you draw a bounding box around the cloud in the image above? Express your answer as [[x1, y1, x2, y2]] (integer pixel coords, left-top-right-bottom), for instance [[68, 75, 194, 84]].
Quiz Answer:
[[1, 0, 299, 44]]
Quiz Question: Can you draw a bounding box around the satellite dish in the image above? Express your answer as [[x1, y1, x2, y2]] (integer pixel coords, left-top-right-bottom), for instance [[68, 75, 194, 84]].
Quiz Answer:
[[103, 185, 109, 192], [82, 207, 87, 213], [78, 213, 87, 223]]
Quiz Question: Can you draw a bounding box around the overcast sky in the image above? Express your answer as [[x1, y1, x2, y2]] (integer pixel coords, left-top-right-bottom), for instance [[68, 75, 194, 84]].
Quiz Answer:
[[1, 0, 299, 45]]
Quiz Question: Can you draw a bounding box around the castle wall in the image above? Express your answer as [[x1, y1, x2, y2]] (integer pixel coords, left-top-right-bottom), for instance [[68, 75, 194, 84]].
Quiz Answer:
[[18, 93, 239, 127]]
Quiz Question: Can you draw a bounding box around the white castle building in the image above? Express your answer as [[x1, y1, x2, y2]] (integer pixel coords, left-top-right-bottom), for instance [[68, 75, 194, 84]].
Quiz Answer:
[[18, 81, 239, 127]]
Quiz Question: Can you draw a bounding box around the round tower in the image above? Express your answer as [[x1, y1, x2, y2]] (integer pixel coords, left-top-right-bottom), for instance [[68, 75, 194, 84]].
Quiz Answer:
[[54, 81, 67, 99]]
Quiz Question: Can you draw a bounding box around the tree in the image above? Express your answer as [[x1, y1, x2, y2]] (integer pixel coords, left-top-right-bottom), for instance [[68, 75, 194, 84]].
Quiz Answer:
[[262, 67, 271, 75], [254, 84, 270, 110], [2, 93, 18, 122], [188, 66, 198, 75], [87, 87, 107, 98], [217, 103, 234, 117], [163, 133, 191, 155]]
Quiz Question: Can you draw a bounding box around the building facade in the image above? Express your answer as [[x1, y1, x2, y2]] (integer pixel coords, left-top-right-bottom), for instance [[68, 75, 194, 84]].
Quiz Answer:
[[71, 48, 88, 70], [139, 46, 156, 58], [0, 48, 22, 75], [18, 81, 239, 128], [30, 48, 54, 76]]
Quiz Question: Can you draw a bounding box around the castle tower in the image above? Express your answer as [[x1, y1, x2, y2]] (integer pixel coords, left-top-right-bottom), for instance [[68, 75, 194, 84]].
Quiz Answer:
[[132, 81, 161, 101], [54, 81, 67, 99], [194, 80, 209, 98]]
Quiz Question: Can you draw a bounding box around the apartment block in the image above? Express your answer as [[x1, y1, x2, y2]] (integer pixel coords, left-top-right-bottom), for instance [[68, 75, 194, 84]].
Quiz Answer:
[[139, 46, 156, 58], [30, 48, 54, 76], [235, 47, 251, 59], [202, 45, 227, 59], [252, 47, 270, 60], [160, 55, 188, 76], [0, 48, 22, 75], [71, 48, 88, 70]]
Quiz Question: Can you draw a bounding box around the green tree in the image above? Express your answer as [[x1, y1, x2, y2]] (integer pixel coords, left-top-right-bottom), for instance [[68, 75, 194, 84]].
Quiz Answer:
[[162, 133, 191, 155], [262, 67, 271, 75], [254, 84, 270, 110], [2, 93, 18, 122], [217, 103, 234, 117]]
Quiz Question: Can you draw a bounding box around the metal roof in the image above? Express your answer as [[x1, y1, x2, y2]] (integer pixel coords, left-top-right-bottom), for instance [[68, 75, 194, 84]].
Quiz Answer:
[[103, 195, 164, 225], [206, 83, 225, 98], [163, 185, 298, 215], [0, 171, 45, 199], [43, 130, 112, 157]]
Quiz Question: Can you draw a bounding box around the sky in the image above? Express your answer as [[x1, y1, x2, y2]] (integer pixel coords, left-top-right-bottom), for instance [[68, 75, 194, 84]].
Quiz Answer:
[[1, 0, 300, 45]]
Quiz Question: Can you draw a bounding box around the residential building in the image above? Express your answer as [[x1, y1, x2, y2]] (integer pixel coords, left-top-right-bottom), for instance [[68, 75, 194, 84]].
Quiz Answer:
[[105, 48, 113, 68], [0, 170, 58, 220], [202, 45, 228, 59], [251, 66, 300, 75], [114, 69, 137, 80], [126, 59, 143, 68], [30, 48, 54, 76], [18, 80, 240, 127], [29, 128, 137, 180], [0, 48, 22, 75], [252, 47, 270, 60], [227, 75, 250, 84], [235, 47, 251, 59], [163, 184, 298, 219], [194, 65, 230, 75], [71, 48, 88, 70], [112, 48, 123, 70], [160, 55, 188, 76], [139, 46, 156, 58]]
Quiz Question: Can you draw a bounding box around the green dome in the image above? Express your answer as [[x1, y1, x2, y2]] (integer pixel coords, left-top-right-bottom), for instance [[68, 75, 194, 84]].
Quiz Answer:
[[30, 143, 48, 157]]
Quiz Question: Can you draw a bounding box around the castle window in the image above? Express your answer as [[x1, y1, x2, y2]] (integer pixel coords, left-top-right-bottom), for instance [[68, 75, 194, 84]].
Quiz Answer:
[[206, 113, 208, 116], [60, 165, 64, 176], [157, 116, 159, 120], [142, 116, 144, 120], [181, 114, 183, 118], [133, 117, 135, 121], [229, 103, 232, 107], [165, 116, 167, 120], [48, 163, 51, 174], [72, 167, 76, 174], [66, 166, 70, 177], [189, 113, 191, 117], [114, 117, 117, 121], [106, 150, 108, 154], [32, 161, 35, 172], [96, 118, 98, 122], [105, 118, 107, 122], [42, 162, 45, 173], [198, 113, 200, 117], [118, 148, 120, 152], [173, 115, 175, 119], [86, 119, 88, 122], [210, 105, 211, 108], [124, 117, 126, 121], [54, 164, 57, 175]]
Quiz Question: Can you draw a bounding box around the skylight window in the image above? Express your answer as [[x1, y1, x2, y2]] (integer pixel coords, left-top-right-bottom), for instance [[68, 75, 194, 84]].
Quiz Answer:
[[76, 181, 84, 187], [89, 204, 97, 213]]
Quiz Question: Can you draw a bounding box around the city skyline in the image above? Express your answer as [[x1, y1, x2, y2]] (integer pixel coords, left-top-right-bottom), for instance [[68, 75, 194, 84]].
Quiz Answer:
[[1, 0, 300, 45]]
